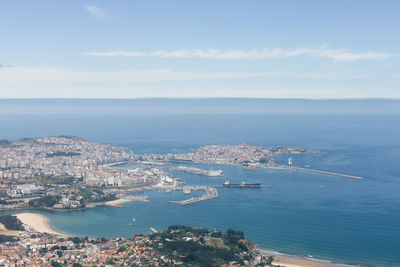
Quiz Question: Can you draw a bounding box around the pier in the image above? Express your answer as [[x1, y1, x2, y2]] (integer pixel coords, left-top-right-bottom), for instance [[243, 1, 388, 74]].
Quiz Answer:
[[152, 185, 209, 192], [290, 166, 363, 180], [169, 187, 219, 205], [149, 227, 158, 233], [102, 161, 128, 168]]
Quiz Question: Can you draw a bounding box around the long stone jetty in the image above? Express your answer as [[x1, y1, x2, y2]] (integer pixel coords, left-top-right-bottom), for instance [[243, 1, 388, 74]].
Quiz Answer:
[[290, 166, 363, 180]]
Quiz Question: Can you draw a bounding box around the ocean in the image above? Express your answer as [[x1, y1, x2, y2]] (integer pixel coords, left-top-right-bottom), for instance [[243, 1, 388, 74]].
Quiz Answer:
[[0, 99, 399, 266]]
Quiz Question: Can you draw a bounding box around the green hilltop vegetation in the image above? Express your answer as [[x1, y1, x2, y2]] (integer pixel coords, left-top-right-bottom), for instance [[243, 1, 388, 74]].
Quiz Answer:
[[28, 195, 62, 208], [0, 214, 24, 231], [149, 225, 256, 267]]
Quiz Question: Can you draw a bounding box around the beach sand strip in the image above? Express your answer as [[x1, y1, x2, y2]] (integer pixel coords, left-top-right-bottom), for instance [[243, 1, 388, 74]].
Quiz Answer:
[[15, 213, 67, 236]]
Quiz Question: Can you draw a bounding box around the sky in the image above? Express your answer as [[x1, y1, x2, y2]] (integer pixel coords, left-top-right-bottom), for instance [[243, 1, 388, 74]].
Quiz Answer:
[[0, 0, 399, 98]]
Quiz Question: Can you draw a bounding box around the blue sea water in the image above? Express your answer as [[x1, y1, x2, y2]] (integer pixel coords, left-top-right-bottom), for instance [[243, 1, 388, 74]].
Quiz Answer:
[[1, 100, 400, 267]]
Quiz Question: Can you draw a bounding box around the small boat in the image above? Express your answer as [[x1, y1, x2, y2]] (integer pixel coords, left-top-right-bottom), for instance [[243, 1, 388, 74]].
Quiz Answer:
[[243, 166, 257, 171]]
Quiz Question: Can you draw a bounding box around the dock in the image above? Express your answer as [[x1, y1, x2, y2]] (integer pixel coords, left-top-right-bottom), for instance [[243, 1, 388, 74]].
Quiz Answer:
[[169, 187, 219, 205], [290, 166, 363, 180], [169, 166, 223, 177], [149, 227, 158, 233]]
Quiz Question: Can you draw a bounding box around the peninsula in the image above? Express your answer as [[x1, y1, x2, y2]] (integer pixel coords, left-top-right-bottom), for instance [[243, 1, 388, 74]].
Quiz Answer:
[[0, 136, 361, 211]]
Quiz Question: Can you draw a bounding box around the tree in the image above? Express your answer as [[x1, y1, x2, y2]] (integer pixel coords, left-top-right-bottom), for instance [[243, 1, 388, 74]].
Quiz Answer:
[[266, 256, 274, 266], [0, 235, 19, 243], [28, 195, 61, 207], [51, 261, 62, 267], [70, 236, 83, 244], [0, 215, 24, 230]]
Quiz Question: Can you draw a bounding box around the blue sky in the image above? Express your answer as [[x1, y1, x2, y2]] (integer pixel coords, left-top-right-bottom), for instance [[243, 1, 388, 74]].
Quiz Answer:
[[0, 0, 399, 98]]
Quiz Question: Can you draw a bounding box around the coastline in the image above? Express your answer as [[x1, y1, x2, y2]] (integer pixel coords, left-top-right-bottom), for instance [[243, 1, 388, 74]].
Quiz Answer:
[[15, 213, 68, 237], [10, 212, 359, 267], [103, 198, 133, 207], [257, 249, 358, 267], [0, 199, 133, 212], [85, 198, 134, 208]]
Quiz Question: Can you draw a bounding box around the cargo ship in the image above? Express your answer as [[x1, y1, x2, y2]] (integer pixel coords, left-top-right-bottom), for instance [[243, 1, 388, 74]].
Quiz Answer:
[[223, 181, 261, 188]]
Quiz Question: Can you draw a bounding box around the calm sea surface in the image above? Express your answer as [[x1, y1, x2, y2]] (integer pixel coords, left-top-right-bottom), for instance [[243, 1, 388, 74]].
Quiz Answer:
[[1, 112, 399, 267]]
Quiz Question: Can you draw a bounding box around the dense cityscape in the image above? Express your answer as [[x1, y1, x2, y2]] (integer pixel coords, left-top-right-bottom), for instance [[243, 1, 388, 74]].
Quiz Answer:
[[141, 144, 318, 169]]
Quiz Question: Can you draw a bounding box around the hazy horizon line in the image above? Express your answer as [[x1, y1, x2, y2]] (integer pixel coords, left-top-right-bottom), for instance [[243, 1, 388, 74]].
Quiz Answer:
[[0, 97, 399, 101]]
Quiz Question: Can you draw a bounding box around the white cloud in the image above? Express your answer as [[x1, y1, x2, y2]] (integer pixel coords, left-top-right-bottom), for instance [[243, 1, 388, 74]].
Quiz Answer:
[[0, 66, 357, 86], [84, 5, 109, 21], [83, 46, 390, 61], [0, 66, 396, 98]]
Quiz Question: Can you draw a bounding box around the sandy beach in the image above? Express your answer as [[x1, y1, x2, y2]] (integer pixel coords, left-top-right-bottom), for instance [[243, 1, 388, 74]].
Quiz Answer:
[[259, 250, 357, 267], [15, 213, 67, 236], [104, 198, 133, 207]]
